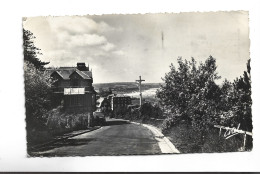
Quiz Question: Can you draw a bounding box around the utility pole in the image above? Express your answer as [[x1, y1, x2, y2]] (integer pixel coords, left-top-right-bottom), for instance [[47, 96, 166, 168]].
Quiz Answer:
[[136, 76, 145, 106]]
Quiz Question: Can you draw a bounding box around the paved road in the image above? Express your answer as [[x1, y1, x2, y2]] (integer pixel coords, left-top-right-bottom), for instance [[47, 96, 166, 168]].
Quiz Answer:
[[32, 119, 162, 156]]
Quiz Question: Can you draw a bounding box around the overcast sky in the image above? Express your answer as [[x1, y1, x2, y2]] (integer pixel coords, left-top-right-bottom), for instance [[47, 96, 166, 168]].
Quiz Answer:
[[23, 11, 249, 83]]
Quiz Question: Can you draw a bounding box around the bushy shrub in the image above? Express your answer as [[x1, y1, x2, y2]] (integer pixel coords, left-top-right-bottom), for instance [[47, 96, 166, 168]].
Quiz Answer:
[[157, 56, 221, 132], [156, 56, 252, 136], [140, 102, 163, 120], [112, 102, 163, 122], [45, 106, 89, 135], [24, 61, 52, 130], [164, 122, 247, 153], [113, 107, 129, 118]]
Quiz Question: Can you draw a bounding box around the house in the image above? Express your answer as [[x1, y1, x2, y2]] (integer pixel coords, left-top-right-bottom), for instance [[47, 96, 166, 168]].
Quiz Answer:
[[108, 94, 132, 111], [49, 62, 96, 112]]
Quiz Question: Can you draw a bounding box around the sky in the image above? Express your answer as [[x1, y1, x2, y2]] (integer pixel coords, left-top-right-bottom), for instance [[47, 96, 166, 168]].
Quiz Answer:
[[23, 11, 250, 83]]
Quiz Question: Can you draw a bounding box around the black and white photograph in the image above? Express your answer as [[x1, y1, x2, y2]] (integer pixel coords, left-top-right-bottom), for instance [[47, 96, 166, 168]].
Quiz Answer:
[[2, 0, 260, 172], [22, 11, 252, 157]]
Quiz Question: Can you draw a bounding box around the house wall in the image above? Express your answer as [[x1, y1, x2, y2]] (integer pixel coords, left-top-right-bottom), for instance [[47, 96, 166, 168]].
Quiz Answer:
[[81, 80, 91, 87], [64, 93, 96, 112], [53, 79, 92, 92], [60, 80, 70, 87]]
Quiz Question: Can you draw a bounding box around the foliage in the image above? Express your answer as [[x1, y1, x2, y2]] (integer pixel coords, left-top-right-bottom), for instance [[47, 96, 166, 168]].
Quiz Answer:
[[23, 29, 49, 70], [23, 29, 53, 130], [113, 102, 164, 123], [24, 60, 52, 130], [139, 102, 163, 120], [98, 87, 113, 97], [163, 122, 247, 153], [157, 56, 252, 135], [220, 60, 252, 131], [113, 107, 129, 118], [157, 56, 221, 131], [45, 106, 89, 134]]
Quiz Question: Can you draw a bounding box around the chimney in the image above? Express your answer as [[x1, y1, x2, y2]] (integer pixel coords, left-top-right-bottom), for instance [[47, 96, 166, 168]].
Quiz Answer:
[[77, 62, 89, 71]]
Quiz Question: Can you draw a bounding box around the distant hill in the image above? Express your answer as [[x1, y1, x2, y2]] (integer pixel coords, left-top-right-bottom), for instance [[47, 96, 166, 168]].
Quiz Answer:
[[93, 82, 163, 93]]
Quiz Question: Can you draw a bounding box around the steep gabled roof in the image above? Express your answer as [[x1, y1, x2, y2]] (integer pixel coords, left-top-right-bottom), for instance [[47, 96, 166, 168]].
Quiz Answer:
[[55, 69, 76, 80], [69, 69, 92, 80], [51, 71, 64, 79], [82, 71, 93, 78], [49, 66, 93, 80]]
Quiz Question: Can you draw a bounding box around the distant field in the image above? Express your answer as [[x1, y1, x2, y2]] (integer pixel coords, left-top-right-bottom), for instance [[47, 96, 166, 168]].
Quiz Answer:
[[93, 82, 162, 104]]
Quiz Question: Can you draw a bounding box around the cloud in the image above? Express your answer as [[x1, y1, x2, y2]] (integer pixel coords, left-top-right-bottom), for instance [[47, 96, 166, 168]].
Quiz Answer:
[[44, 17, 122, 54], [24, 16, 124, 65], [47, 16, 117, 35], [98, 21, 123, 33], [67, 34, 107, 47], [101, 43, 115, 51], [48, 17, 97, 34], [113, 50, 125, 56]]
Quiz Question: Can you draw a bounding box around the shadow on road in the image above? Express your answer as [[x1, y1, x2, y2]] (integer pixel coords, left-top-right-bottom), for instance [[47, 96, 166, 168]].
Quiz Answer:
[[104, 119, 130, 126], [31, 138, 96, 153], [29, 119, 131, 156]]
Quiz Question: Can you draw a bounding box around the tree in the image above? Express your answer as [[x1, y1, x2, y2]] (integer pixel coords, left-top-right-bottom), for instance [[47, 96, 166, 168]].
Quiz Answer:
[[157, 56, 252, 151], [157, 56, 222, 131], [231, 59, 252, 131], [24, 61, 52, 130], [23, 29, 51, 130], [23, 29, 49, 70]]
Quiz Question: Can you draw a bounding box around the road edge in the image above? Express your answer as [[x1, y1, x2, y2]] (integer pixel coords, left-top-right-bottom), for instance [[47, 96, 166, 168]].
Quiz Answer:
[[131, 121, 180, 154]]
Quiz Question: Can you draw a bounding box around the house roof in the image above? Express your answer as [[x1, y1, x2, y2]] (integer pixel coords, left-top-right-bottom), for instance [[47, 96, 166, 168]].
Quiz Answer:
[[50, 67, 93, 80], [82, 71, 92, 78], [51, 71, 64, 79], [69, 69, 92, 80]]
